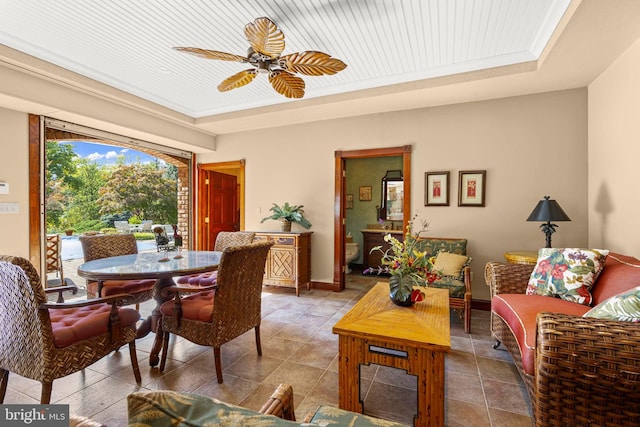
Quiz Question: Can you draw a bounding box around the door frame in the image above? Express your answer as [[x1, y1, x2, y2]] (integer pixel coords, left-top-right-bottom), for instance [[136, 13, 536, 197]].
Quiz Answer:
[[333, 145, 412, 291], [196, 160, 245, 250]]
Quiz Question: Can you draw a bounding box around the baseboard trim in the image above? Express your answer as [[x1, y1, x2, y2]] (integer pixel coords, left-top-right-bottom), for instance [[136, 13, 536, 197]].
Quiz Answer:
[[311, 281, 340, 292], [471, 299, 491, 311]]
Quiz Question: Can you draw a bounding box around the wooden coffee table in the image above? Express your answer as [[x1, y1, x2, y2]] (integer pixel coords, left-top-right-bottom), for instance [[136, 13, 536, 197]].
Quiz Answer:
[[333, 283, 450, 427]]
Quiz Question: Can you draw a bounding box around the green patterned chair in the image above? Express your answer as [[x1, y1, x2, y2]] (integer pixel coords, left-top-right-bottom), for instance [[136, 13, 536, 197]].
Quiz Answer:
[[416, 237, 472, 333], [128, 384, 408, 426]]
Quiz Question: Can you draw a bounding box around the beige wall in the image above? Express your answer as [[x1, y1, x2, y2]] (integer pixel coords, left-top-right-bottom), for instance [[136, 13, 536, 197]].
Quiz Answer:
[[200, 89, 588, 300], [0, 107, 30, 256], [588, 37, 640, 257]]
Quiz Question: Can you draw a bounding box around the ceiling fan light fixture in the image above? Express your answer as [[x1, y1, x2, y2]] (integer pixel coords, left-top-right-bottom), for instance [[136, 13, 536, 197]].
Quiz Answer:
[[175, 17, 347, 98]]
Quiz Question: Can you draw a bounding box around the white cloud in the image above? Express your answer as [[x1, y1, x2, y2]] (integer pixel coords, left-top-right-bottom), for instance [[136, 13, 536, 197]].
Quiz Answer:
[[86, 152, 104, 161], [120, 148, 129, 153], [105, 151, 119, 159]]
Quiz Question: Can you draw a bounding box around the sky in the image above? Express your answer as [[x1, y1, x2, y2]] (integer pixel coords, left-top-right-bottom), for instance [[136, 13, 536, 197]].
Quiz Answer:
[[67, 141, 161, 165]]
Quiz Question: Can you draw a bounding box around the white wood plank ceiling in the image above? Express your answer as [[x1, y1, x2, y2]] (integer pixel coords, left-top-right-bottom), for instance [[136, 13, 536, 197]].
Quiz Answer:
[[0, 0, 570, 118]]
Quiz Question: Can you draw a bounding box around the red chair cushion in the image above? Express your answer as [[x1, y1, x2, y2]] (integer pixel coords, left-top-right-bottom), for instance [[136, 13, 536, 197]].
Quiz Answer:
[[160, 290, 215, 322], [491, 294, 589, 375], [49, 305, 140, 348], [87, 279, 156, 297], [176, 271, 218, 287]]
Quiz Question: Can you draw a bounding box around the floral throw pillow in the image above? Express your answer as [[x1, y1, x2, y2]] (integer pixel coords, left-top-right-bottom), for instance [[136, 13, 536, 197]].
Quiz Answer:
[[526, 248, 609, 305], [583, 286, 640, 322]]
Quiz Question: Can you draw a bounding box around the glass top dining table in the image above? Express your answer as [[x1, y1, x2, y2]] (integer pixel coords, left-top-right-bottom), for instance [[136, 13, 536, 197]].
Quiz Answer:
[[78, 250, 223, 366], [77, 250, 223, 281]]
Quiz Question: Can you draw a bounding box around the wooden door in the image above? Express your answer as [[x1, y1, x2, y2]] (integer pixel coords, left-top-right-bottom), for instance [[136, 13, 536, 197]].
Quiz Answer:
[[198, 170, 238, 250]]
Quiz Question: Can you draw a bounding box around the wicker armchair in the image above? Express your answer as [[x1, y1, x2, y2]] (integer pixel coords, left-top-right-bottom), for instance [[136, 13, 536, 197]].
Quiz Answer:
[[158, 241, 274, 383], [176, 231, 256, 286], [79, 234, 156, 307], [0, 255, 142, 404], [485, 261, 640, 426]]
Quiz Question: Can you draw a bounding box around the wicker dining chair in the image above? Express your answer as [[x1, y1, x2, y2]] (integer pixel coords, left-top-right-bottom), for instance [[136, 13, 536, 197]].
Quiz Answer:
[[176, 231, 256, 287], [79, 234, 156, 307], [0, 255, 142, 404], [158, 241, 273, 383]]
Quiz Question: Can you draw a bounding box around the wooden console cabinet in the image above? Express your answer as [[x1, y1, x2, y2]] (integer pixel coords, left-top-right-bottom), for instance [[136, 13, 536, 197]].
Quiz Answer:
[[253, 231, 312, 296], [361, 230, 404, 270]]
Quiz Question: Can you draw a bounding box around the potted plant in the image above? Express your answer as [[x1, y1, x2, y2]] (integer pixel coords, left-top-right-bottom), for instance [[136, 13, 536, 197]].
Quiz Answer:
[[64, 228, 75, 236], [261, 202, 312, 232]]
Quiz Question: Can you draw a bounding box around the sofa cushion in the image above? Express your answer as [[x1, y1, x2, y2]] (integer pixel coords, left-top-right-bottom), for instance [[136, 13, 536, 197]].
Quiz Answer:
[[307, 405, 408, 426], [584, 285, 640, 322], [491, 294, 590, 375], [591, 253, 640, 304], [526, 248, 609, 305], [416, 238, 466, 257], [127, 390, 302, 426], [428, 276, 467, 298]]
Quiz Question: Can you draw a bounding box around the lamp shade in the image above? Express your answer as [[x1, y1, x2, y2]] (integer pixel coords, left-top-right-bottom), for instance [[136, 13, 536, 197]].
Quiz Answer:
[[526, 196, 571, 222]]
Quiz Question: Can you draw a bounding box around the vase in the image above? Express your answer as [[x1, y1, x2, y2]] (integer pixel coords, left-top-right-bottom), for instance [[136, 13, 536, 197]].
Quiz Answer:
[[389, 274, 414, 307], [280, 219, 292, 232]]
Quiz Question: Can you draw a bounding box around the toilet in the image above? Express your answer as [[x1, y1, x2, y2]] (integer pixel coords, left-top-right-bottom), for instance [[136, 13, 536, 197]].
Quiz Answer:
[[345, 242, 360, 274]]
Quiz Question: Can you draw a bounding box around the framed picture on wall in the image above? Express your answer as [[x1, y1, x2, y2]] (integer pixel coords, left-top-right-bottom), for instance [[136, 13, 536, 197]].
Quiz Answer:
[[458, 170, 486, 207], [359, 186, 372, 201], [425, 171, 449, 206], [346, 194, 354, 209]]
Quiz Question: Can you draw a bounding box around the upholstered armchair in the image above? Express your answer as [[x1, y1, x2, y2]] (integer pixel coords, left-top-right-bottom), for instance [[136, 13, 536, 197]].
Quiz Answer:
[[159, 241, 273, 383], [0, 255, 141, 404], [416, 237, 472, 333], [79, 234, 156, 307]]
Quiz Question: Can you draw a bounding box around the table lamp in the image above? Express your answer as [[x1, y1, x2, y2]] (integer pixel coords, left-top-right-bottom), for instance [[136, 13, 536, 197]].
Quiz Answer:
[[526, 196, 571, 248]]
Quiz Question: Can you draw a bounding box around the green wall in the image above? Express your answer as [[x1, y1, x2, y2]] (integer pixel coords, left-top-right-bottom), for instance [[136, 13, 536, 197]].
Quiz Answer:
[[345, 156, 402, 265]]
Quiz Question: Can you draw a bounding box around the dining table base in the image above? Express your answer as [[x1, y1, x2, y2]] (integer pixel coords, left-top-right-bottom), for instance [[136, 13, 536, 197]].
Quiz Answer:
[[136, 276, 178, 366]]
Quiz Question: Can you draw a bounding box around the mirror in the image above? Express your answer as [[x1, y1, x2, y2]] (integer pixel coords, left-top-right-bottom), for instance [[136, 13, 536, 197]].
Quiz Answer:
[[379, 170, 403, 221]]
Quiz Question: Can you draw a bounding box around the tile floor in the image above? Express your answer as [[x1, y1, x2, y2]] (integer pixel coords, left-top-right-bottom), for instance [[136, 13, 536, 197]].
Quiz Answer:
[[9, 267, 533, 426]]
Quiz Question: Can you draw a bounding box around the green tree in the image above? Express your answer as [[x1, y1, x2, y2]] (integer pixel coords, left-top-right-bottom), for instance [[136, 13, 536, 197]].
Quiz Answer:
[[45, 142, 80, 229], [97, 163, 177, 223], [62, 159, 108, 229]]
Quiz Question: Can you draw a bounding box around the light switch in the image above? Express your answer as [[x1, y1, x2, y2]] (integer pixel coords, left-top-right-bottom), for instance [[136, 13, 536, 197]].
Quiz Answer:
[[0, 202, 19, 213], [0, 182, 8, 195]]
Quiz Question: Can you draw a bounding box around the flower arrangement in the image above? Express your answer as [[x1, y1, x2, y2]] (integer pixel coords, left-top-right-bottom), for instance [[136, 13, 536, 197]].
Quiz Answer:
[[365, 216, 441, 304]]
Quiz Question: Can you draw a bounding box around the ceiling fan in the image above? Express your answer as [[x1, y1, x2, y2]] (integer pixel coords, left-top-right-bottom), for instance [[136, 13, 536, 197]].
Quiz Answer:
[[174, 17, 347, 99]]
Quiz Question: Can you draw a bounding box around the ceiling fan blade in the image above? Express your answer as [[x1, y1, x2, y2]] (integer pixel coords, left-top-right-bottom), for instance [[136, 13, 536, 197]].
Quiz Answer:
[[244, 17, 285, 59], [269, 70, 305, 98], [217, 69, 258, 92], [174, 47, 247, 62], [280, 51, 347, 76]]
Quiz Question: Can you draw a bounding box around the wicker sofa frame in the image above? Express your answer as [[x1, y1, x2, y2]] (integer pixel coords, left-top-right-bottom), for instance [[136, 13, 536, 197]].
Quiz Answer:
[[485, 259, 640, 426]]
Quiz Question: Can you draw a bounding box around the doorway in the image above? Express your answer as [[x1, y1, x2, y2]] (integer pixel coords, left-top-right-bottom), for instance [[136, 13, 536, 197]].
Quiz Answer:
[[196, 160, 245, 250], [28, 115, 193, 278], [333, 146, 412, 291]]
